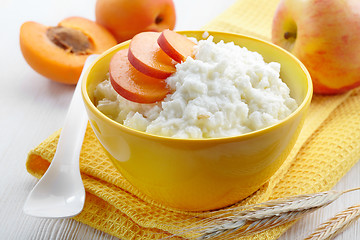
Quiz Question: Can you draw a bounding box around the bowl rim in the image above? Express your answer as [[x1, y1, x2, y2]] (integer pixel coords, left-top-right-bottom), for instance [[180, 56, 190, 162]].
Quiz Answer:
[[81, 30, 313, 143]]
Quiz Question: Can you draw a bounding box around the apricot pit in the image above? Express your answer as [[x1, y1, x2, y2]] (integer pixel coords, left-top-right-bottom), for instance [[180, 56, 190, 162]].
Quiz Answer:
[[46, 26, 91, 55]]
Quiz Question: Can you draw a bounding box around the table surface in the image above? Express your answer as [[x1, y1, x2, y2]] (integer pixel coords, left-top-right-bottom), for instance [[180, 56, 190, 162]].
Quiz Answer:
[[1, 0, 360, 239]]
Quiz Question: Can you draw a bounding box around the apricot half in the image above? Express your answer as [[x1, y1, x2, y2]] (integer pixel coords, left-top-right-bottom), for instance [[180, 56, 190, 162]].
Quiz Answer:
[[20, 17, 117, 84]]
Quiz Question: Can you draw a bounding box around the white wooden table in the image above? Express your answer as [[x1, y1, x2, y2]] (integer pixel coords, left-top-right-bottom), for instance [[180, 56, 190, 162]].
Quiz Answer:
[[1, 0, 359, 239]]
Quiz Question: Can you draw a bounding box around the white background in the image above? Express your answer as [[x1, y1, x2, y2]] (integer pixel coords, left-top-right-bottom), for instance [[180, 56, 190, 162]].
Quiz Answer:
[[1, 0, 359, 239]]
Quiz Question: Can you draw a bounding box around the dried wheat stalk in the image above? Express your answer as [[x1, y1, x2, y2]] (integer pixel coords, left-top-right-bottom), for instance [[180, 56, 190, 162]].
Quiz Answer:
[[169, 187, 360, 240], [196, 191, 342, 239], [303, 204, 360, 240]]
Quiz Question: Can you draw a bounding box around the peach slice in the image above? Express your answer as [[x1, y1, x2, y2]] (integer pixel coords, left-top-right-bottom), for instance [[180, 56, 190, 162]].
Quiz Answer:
[[158, 29, 195, 62], [128, 32, 176, 79], [20, 17, 117, 84], [110, 48, 169, 103]]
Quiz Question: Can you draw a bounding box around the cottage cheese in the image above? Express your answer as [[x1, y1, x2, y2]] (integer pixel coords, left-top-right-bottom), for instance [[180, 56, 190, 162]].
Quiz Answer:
[[94, 36, 298, 139]]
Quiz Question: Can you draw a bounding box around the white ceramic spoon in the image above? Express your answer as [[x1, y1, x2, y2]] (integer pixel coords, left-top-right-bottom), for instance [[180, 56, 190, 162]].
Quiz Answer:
[[23, 54, 98, 218]]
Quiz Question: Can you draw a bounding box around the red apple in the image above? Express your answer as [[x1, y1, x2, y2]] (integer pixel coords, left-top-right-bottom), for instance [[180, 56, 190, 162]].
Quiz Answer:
[[95, 0, 176, 43], [272, 0, 360, 94]]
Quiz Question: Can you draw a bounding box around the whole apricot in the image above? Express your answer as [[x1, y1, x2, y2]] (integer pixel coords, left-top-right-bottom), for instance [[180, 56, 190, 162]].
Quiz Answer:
[[95, 0, 176, 43], [20, 17, 117, 84]]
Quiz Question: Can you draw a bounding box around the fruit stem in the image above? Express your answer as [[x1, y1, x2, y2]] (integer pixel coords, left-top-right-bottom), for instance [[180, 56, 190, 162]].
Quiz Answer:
[[284, 32, 296, 40], [155, 15, 163, 25]]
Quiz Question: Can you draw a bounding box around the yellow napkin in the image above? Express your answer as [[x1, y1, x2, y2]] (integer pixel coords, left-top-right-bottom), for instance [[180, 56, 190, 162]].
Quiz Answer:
[[26, 0, 360, 239]]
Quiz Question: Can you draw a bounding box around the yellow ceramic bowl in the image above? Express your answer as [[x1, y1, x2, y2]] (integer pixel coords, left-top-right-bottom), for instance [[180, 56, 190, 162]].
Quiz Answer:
[[81, 31, 312, 211]]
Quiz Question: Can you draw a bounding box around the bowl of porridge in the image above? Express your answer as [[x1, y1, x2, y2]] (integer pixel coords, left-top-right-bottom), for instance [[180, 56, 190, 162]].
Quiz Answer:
[[81, 30, 312, 211]]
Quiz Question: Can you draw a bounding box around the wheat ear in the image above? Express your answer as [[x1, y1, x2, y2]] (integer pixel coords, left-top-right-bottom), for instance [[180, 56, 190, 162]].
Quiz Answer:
[[184, 187, 360, 240], [303, 203, 360, 240]]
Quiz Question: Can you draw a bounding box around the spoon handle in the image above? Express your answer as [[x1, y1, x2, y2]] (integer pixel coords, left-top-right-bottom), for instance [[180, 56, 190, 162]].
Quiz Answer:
[[51, 54, 98, 168]]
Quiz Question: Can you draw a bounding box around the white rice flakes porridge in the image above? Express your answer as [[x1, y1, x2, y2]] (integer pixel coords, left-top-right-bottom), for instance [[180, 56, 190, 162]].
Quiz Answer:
[[95, 36, 298, 139]]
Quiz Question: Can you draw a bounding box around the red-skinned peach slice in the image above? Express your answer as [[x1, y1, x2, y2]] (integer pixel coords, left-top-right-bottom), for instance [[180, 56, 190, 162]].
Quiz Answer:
[[158, 29, 195, 62], [128, 32, 176, 79], [110, 48, 169, 103]]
